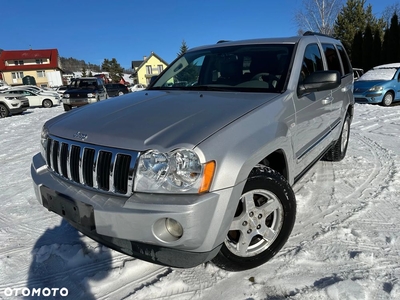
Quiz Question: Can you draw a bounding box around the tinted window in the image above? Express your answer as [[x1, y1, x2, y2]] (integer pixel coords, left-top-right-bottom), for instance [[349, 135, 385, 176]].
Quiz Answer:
[[322, 44, 342, 75], [336, 45, 352, 75], [299, 43, 324, 84]]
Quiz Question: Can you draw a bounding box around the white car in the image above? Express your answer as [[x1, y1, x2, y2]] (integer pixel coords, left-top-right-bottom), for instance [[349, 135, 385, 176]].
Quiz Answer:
[[3, 89, 60, 108], [22, 85, 60, 98], [130, 84, 146, 92]]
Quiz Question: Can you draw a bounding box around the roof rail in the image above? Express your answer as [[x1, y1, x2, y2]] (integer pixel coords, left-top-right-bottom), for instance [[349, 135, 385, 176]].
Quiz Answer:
[[303, 31, 332, 38], [217, 40, 230, 44]]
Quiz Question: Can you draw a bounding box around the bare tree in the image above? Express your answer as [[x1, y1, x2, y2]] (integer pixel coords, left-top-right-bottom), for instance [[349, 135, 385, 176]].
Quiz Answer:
[[295, 0, 344, 35]]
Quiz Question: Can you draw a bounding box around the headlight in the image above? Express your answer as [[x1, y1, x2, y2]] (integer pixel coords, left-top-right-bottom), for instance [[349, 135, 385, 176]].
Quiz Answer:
[[367, 86, 383, 92], [63, 94, 70, 98], [5, 96, 16, 100], [87, 93, 96, 98], [40, 126, 49, 160], [134, 149, 215, 194]]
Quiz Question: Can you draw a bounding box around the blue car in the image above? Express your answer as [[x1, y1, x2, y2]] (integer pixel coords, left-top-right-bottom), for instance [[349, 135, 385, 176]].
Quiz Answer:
[[353, 63, 400, 106]]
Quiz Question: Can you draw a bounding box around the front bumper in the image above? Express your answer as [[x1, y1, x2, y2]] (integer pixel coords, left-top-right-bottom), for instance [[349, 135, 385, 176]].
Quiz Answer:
[[31, 153, 240, 267], [63, 98, 97, 107], [354, 92, 383, 104]]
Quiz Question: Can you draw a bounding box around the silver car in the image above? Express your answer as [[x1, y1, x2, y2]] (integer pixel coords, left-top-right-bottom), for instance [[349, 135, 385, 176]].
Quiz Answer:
[[31, 32, 354, 271]]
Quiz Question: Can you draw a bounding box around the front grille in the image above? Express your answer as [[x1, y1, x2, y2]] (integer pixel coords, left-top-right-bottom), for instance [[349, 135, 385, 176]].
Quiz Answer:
[[355, 97, 368, 102], [45, 135, 139, 196]]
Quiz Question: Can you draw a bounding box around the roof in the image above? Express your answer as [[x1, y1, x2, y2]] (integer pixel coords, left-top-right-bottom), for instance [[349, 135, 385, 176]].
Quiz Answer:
[[0, 49, 60, 71], [373, 63, 400, 69], [131, 52, 169, 73]]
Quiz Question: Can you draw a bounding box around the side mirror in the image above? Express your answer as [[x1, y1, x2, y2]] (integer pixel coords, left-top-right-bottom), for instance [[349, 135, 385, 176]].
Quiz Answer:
[[298, 70, 341, 96]]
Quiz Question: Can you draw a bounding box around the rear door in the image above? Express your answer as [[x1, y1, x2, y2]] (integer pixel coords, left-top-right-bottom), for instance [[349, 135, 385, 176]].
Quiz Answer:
[[321, 43, 352, 133], [292, 43, 333, 171]]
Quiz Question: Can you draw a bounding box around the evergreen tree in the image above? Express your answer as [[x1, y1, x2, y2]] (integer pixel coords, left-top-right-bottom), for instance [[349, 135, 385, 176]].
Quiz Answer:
[[362, 25, 374, 71], [88, 71, 93, 77], [387, 14, 400, 63], [177, 40, 189, 57], [102, 58, 124, 82], [333, 0, 384, 59], [81, 66, 87, 77], [351, 30, 363, 68], [371, 28, 382, 68], [381, 29, 390, 64]]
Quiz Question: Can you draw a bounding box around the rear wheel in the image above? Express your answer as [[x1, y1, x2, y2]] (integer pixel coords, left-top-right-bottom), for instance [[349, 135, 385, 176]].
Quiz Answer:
[[42, 99, 53, 108], [212, 166, 296, 271], [63, 104, 71, 111], [382, 91, 393, 106], [0, 104, 9, 118], [323, 113, 350, 161]]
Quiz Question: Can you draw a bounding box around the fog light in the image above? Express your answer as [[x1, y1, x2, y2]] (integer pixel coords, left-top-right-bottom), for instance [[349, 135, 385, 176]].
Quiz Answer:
[[165, 218, 183, 238]]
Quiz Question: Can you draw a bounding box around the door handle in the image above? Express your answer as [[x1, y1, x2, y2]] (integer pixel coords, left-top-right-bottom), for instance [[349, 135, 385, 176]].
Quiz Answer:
[[322, 96, 333, 105]]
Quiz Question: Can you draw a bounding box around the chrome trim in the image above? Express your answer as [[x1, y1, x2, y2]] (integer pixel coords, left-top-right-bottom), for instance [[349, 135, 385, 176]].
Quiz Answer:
[[45, 134, 140, 196]]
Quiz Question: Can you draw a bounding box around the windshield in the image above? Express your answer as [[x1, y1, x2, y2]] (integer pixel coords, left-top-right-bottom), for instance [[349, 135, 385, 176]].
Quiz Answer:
[[359, 68, 398, 81], [69, 79, 98, 89], [150, 44, 294, 93]]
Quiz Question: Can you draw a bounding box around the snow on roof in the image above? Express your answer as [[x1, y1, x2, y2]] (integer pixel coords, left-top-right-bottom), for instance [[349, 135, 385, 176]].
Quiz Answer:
[[359, 68, 397, 81], [373, 63, 400, 69]]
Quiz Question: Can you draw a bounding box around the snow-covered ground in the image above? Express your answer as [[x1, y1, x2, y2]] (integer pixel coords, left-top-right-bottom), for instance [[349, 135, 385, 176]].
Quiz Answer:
[[1, 102, 400, 299]]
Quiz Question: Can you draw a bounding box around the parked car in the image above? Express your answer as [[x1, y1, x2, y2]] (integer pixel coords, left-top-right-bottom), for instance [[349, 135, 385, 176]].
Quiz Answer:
[[62, 77, 108, 111], [353, 68, 364, 80], [0, 93, 30, 118], [354, 63, 400, 106], [55, 85, 68, 97], [130, 84, 146, 92], [2, 88, 60, 108], [0, 80, 11, 91], [21, 85, 60, 98], [105, 83, 130, 97], [31, 32, 354, 271]]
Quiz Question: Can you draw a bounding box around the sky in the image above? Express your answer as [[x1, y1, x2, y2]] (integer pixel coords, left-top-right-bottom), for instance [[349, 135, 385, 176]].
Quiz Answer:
[[1, 101, 400, 299], [0, 0, 396, 70]]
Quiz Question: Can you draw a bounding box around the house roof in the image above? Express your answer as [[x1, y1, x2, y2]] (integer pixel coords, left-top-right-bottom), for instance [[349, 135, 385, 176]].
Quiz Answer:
[[0, 49, 60, 71], [131, 52, 169, 73]]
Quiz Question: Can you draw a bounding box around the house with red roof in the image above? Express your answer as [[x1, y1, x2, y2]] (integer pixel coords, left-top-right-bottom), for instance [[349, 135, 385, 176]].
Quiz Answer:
[[0, 48, 63, 87]]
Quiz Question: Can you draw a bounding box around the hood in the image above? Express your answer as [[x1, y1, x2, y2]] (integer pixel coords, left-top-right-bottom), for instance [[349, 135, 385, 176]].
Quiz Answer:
[[65, 88, 97, 94], [354, 80, 391, 92], [47, 90, 277, 152]]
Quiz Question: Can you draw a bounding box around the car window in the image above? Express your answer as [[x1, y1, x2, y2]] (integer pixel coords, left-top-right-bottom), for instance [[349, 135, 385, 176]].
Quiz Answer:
[[336, 45, 352, 76], [322, 44, 343, 76], [299, 43, 324, 85], [151, 44, 294, 93]]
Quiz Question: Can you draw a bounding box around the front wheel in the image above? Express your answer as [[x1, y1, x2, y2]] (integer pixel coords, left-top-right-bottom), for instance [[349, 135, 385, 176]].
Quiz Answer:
[[0, 104, 10, 118], [42, 99, 53, 108], [212, 166, 296, 271], [382, 91, 393, 106], [63, 104, 71, 111]]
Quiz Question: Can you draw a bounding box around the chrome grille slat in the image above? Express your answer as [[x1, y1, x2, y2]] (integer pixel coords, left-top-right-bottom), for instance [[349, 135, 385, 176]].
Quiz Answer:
[[45, 135, 139, 196]]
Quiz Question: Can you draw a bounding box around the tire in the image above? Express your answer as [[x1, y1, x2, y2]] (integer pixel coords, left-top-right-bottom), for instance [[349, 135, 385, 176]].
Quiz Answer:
[[323, 113, 351, 162], [212, 166, 296, 271], [63, 104, 72, 111], [381, 91, 393, 106], [42, 99, 53, 108], [0, 104, 10, 118]]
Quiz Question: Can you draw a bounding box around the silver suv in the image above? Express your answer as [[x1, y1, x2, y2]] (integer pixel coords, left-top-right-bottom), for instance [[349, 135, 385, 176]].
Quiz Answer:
[[0, 93, 30, 118], [31, 32, 354, 271]]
